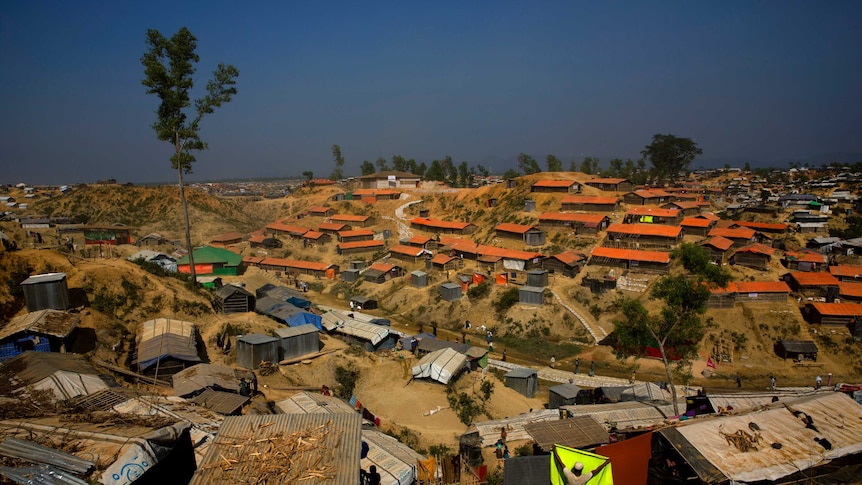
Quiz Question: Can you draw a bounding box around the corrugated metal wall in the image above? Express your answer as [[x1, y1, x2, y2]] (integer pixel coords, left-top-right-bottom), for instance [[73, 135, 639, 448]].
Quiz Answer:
[[280, 332, 320, 360], [23, 280, 70, 312]]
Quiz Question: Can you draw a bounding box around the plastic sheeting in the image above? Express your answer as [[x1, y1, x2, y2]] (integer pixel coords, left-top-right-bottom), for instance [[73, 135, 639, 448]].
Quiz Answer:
[[361, 430, 425, 485], [31, 371, 110, 401], [411, 348, 467, 384], [595, 431, 651, 485]]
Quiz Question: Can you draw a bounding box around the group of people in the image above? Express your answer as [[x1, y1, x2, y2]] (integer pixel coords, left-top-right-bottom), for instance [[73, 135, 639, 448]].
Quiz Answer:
[[494, 426, 510, 463]]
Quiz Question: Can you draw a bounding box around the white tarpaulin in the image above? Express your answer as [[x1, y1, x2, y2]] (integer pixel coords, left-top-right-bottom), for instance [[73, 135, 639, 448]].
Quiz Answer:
[[502, 259, 525, 271], [411, 348, 467, 384], [31, 370, 110, 401], [361, 430, 425, 485]]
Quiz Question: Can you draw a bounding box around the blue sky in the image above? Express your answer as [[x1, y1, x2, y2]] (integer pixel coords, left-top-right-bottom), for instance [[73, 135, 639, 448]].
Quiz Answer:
[[2, 1, 861, 184]]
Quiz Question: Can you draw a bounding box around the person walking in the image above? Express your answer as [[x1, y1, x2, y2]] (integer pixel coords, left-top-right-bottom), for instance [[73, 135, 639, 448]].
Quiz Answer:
[[574, 358, 579, 375], [502, 349, 507, 362], [589, 361, 595, 377], [770, 375, 776, 390], [815, 375, 822, 390], [736, 376, 742, 388], [550, 356, 556, 369]]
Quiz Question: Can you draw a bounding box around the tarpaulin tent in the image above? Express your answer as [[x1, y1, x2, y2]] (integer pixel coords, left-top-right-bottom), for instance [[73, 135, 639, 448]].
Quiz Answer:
[[550, 444, 613, 485], [411, 347, 467, 384]]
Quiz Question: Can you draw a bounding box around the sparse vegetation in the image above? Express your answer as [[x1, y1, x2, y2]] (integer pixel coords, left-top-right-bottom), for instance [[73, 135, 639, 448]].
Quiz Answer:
[[334, 363, 361, 399]]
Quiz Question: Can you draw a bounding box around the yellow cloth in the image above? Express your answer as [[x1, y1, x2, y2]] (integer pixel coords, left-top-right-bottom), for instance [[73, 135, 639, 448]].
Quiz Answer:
[[550, 444, 614, 485]]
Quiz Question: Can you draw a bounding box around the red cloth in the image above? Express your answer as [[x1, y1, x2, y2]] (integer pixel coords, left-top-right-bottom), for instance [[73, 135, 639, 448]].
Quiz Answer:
[[595, 431, 652, 485], [707, 357, 716, 368]]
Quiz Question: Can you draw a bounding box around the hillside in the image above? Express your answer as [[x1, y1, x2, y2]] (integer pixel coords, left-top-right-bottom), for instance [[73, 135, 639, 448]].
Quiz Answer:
[[33, 185, 283, 243], [24, 179, 861, 385]]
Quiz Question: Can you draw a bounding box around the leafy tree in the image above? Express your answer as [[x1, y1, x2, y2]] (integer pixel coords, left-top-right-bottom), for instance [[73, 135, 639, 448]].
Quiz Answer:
[[569, 160, 578, 172], [673, 243, 731, 286], [517, 153, 542, 175], [141, 26, 239, 283], [546, 154, 563, 172], [330, 144, 345, 180], [425, 160, 446, 181], [641, 134, 702, 184], [440, 155, 457, 184], [416, 161, 427, 178], [302, 171, 313, 181], [502, 168, 520, 180], [375, 157, 390, 172], [360, 160, 375, 175], [475, 164, 490, 177], [580, 156, 600, 175], [391, 154, 407, 172], [613, 276, 710, 414], [606, 158, 623, 177], [458, 161, 470, 187], [743, 162, 751, 172]]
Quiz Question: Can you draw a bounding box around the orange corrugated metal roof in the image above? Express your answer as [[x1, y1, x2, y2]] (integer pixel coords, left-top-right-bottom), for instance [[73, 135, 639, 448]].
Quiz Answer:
[[606, 223, 682, 237], [337, 229, 374, 237], [784, 250, 827, 263], [550, 250, 587, 265], [734, 281, 790, 293], [266, 222, 310, 235], [733, 243, 775, 256], [307, 206, 333, 213], [389, 244, 425, 256], [478, 246, 543, 260], [369, 262, 396, 272], [331, 214, 371, 222], [681, 217, 713, 228], [410, 217, 474, 230], [407, 235, 432, 244], [734, 221, 789, 231], [809, 302, 862, 316], [829, 265, 862, 278], [586, 178, 629, 184], [337, 240, 384, 250], [789, 272, 839, 286], [319, 222, 348, 231], [697, 213, 721, 221], [538, 212, 607, 224], [708, 227, 756, 239], [561, 195, 619, 205], [627, 207, 680, 217], [590, 246, 671, 264], [631, 189, 671, 198], [431, 254, 458, 264], [260, 257, 331, 271], [303, 230, 326, 239], [242, 256, 265, 264], [248, 235, 266, 243], [839, 282, 862, 298], [532, 180, 577, 187], [495, 223, 536, 234], [702, 236, 734, 251]]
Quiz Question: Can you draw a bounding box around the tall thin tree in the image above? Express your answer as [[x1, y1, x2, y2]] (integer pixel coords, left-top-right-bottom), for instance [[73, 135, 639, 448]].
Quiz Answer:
[[141, 27, 238, 283]]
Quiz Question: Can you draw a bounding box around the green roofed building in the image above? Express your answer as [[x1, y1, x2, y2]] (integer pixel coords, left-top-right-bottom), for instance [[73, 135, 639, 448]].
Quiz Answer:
[[176, 246, 243, 276]]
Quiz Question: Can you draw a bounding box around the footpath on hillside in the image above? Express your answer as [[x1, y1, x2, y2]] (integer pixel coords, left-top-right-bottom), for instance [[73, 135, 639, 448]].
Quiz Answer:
[[487, 358, 698, 399]]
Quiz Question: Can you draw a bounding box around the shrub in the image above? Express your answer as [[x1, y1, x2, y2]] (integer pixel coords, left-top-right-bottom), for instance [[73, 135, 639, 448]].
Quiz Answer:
[[492, 287, 520, 315], [467, 282, 491, 300], [334, 364, 361, 399]]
